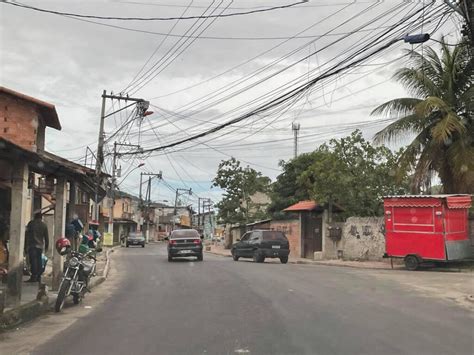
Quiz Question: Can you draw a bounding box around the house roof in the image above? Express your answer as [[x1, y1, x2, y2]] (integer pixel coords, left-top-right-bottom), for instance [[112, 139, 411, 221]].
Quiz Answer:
[[246, 219, 272, 227], [283, 200, 322, 212], [283, 200, 344, 212], [41, 151, 96, 176], [0, 86, 61, 130], [0, 137, 104, 196]]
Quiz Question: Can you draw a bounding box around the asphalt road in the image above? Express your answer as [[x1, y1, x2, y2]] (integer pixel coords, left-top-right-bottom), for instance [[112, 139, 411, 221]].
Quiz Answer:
[[31, 243, 473, 355]]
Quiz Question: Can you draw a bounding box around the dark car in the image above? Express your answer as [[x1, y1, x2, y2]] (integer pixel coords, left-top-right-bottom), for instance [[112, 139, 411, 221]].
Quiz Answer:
[[231, 230, 290, 263], [166, 229, 203, 262], [126, 232, 145, 248]]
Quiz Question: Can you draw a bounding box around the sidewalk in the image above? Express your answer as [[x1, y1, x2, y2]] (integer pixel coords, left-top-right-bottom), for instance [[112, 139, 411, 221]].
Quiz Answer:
[[0, 247, 114, 331], [204, 245, 474, 272], [204, 244, 403, 270]]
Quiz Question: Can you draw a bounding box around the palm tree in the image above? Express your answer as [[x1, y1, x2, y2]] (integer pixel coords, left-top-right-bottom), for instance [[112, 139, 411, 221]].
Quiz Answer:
[[371, 39, 473, 193]]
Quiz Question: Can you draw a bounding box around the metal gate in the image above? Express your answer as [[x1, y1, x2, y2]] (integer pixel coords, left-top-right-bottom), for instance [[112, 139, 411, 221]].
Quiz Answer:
[[303, 213, 322, 259]]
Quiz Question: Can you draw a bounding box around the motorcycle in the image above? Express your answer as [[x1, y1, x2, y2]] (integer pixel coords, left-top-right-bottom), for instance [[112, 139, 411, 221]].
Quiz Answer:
[[54, 249, 97, 312]]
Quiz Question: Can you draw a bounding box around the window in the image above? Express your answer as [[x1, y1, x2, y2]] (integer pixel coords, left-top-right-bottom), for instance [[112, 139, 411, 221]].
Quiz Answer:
[[250, 232, 261, 241], [171, 229, 199, 238], [262, 231, 287, 241], [240, 232, 251, 241]]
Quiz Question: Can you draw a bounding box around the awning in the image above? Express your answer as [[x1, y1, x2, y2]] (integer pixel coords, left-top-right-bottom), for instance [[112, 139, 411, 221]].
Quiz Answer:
[[445, 195, 472, 209], [383, 195, 472, 209]]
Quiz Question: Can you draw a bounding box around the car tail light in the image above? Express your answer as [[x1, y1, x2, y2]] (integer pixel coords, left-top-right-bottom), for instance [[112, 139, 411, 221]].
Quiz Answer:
[[169, 240, 177, 245], [193, 239, 201, 245]]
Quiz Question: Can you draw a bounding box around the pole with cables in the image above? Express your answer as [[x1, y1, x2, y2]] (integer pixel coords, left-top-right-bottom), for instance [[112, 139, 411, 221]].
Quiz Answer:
[[94, 90, 107, 222]]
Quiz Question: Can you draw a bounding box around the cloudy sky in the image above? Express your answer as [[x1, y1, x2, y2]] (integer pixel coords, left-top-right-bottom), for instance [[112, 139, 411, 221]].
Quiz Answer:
[[1, 0, 462, 208]]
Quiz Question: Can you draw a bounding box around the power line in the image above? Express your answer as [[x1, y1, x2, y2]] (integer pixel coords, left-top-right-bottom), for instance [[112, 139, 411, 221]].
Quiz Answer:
[[128, 0, 233, 94], [3, 0, 307, 21], [122, 0, 195, 92], [138, 2, 417, 141], [43, 13, 404, 42], [148, 3, 444, 146]]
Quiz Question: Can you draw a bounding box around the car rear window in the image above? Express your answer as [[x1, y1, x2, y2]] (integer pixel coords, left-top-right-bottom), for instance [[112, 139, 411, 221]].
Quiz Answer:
[[129, 233, 143, 238], [262, 231, 287, 241], [171, 229, 200, 238]]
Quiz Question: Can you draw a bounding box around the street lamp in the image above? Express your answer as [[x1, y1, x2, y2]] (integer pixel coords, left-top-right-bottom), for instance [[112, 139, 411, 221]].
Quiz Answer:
[[403, 33, 430, 44]]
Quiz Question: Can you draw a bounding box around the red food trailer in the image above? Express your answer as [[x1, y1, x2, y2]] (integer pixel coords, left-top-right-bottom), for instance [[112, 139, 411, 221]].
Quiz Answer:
[[383, 194, 472, 270]]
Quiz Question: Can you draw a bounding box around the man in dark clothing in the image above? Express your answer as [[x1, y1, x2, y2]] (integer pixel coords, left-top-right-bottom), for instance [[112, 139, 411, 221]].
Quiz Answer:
[[24, 212, 49, 282]]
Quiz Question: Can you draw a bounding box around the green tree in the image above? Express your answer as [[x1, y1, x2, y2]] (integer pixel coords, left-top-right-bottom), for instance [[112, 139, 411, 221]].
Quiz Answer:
[[268, 152, 319, 218], [371, 40, 473, 193], [299, 130, 409, 217], [213, 158, 271, 224]]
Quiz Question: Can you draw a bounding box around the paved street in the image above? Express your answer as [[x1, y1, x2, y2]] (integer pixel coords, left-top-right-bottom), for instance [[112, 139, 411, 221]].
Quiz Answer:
[[3, 243, 473, 355]]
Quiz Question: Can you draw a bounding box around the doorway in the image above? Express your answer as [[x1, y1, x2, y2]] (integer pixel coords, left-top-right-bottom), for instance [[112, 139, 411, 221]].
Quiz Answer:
[[302, 212, 323, 259]]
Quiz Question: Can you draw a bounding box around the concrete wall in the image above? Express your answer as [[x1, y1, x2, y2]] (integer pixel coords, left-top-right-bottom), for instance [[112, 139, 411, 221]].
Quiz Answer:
[[270, 219, 301, 258], [331, 217, 385, 261], [322, 218, 345, 260]]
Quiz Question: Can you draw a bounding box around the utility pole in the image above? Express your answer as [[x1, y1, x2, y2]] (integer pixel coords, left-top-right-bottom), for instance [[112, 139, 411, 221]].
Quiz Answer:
[[173, 188, 192, 230], [138, 172, 162, 241], [200, 198, 212, 238], [108, 142, 141, 243], [94, 90, 107, 222], [146, 177, 151, 243], [93, 90, 152, 226], [197, 197, 201, 230], [292, 122, 300, 159]]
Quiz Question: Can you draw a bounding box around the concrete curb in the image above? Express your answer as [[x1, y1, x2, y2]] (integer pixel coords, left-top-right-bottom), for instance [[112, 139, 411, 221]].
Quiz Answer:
[[0, 298, 50, 332], [0, 247, 116, 332], [204, 250, 399, 270], [205, 250, 232, 258], [205, 250, 474, 272]]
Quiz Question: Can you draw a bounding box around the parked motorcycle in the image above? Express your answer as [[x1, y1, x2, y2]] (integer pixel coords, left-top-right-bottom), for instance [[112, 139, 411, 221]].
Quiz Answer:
[[54, 238, 98, 312]]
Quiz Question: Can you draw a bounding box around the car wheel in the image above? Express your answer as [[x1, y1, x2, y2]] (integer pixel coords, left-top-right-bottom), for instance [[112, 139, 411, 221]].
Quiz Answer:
[[168, 255, 173, 262], [280, 256, 288, 264], [231, 249, 239, 261], [126, 244, 129, 248], [142, 244, 145, 248], [197, 253, 203, 261], [253, 251, 264, 263], [404, 255, 420, 271]]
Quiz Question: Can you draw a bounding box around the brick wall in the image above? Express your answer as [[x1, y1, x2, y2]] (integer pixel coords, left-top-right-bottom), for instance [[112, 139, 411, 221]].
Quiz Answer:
[[270, 219, 301, 258], [0, 95, 41, 152]]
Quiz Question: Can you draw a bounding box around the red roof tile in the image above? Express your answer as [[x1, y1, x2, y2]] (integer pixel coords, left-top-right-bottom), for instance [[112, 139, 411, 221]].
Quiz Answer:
[[283, 200, 321, 212]]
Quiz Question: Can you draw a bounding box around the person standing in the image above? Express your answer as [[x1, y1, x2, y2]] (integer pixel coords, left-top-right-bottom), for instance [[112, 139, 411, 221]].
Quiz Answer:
[[24, 212, 49, 283]]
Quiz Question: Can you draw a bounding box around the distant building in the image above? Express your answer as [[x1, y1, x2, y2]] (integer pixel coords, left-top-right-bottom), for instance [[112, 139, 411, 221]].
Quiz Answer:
[[193, 211, 216, 239]]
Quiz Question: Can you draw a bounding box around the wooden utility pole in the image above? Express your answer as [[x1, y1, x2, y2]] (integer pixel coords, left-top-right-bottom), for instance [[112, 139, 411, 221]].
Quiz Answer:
[[94, 90, 107, 221], [93, 91, 150, 225]]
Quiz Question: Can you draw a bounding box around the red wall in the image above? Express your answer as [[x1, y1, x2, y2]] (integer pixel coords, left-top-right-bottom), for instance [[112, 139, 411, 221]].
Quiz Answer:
[[270, 219, 301, 258], [0, 95, 41, 151]]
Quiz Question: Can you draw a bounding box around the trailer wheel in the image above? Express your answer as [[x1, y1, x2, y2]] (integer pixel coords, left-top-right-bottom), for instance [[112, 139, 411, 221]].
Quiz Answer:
[[404, 255, 420, 271]]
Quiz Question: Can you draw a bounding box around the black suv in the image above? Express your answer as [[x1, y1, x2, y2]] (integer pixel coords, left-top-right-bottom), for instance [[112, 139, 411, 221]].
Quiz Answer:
[[166, 229, 203, 262], [231, 230, 290, 264]]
